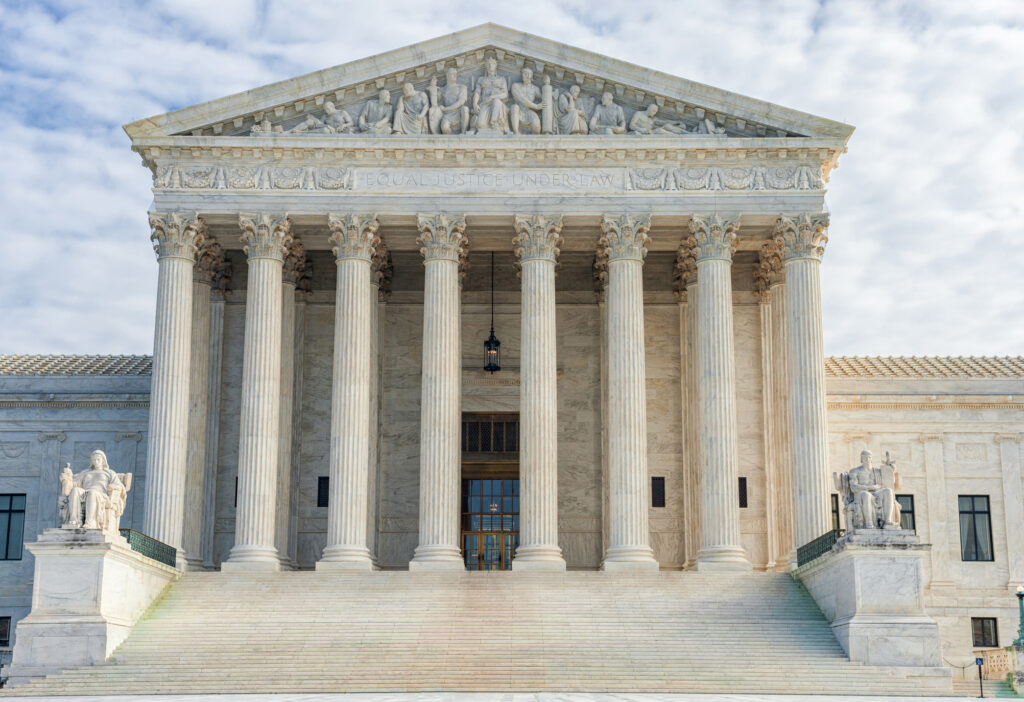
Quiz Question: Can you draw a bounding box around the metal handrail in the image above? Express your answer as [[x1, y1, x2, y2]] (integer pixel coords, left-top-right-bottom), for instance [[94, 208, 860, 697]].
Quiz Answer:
[[119, 529, 176, 568], [796, 528, 845, 567]]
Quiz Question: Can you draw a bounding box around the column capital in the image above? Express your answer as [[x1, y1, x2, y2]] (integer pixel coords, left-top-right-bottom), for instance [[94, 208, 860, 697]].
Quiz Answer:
[[599, 214, 651, 262], [513, 214, 563, 264], [758, 241, 785, 288], [773, 213, 829, 262], [371, 239, 393, 299], [282, 237, 307, 284], [673, 239, 697, 300], [239, 213, 292, 261], [149, 212, 206, 262], [688, 214, 738, 262], [328, 213, 379, 262], [593, 249, 608, 302], [194, 238, 224, 285], [416, 214, 467, 262]]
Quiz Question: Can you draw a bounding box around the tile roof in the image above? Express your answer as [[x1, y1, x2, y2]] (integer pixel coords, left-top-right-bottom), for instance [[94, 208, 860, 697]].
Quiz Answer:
[[0, 355, 153, 376], [824, 356, 1024, 379]]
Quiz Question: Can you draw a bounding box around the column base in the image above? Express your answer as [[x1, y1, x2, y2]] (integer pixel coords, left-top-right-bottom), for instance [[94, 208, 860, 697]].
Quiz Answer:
[[409, 544, 463, 571], [512, 545, 566, 571], [317, 545, 375, 571], [696, 545, 753, 571], [183, 552, 205, 572], [222, 544, 281, 572], [602, 545, 659, 572]]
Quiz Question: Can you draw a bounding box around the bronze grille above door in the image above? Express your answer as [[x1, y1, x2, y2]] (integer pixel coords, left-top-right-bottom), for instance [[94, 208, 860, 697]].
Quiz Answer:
[[461, 413, 519, 462]]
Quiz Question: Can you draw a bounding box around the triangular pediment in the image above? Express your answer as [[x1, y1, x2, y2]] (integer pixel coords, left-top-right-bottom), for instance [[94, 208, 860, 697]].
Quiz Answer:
[[124, 24, 853, 144]]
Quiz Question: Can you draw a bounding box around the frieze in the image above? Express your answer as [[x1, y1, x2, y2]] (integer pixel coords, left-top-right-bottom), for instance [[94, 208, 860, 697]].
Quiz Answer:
[[153, 164, 823, 193]]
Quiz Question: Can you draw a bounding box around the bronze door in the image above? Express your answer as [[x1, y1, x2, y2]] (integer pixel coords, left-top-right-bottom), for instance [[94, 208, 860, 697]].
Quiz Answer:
[[461, 477, 519, 570]]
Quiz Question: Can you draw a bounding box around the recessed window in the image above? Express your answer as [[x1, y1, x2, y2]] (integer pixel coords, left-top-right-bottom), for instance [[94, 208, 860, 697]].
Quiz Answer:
[[0, 615, 10, 647], [738, 477, 748, 509], [1, 494, 26, 561], [971, 617, 998, 647], [461, 414, 519, 455], [233, 477, 238, 508], [651, 477, 666, 508], [896, 494, 915, 532], [317, 477, 329, 508], [830, 493, 841, 531], [959, 495, 994, 562]]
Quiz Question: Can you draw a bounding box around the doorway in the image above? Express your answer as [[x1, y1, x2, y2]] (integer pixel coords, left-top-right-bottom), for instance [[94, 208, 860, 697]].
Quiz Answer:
[[461, 413, 519, 571]]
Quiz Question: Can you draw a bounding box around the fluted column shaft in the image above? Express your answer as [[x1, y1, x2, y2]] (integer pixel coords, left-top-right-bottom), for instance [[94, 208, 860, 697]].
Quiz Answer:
[[775, 214, 831, 548], [685, 283, 702, 568], [600, 214, 658, 571], [769, 279, 795, 567], [319, 215, 378, 570], [201, 292, 226, 568], [275, 239, 304, 568], [691, 215, 751, 571], [182, 277, 212, 568], [224, 213, 292, 570], [513, 215, 566, 571], [144, 213, 205, 563]]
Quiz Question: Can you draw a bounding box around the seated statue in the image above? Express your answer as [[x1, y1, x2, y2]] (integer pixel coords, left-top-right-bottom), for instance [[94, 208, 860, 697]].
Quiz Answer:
[[392, 82, 429, 135], [358, 90, 393, 135], [58, 450, 132, 536], [589, 91, 626, 135], [834, 450, 901, 530]]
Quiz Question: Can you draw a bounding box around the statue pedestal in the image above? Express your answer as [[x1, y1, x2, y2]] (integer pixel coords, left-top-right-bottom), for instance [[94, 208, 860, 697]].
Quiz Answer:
[[795, 530, 947, 676], [7, 528, 180, 687], [1013, 646, 1024, 694]]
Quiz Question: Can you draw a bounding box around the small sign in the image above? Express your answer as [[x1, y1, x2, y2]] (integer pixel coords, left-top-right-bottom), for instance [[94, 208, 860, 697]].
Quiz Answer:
[[976, 657, 984, 666]]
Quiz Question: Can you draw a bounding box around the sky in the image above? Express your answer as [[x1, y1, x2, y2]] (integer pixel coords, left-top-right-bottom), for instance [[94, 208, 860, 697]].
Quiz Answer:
[[0, 0, 1022, 356]]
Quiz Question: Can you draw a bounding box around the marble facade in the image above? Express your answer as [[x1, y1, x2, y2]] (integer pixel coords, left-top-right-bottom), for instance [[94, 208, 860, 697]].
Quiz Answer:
[[0, 24, 1021, 684]]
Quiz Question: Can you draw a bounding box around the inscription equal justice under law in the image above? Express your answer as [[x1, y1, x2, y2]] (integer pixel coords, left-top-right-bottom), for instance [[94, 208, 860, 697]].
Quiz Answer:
[[359, 168, 620, 192]]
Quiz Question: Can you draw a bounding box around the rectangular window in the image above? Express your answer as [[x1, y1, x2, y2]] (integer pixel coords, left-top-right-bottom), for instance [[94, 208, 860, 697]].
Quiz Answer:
[[233, 477, 238, 508], [1, 494, 27, 561], [738, 477, 748, 509], [896, 494, 915, 532], [0, 615, 10, 647], [831, 493, 840, 531], [971, 617, 998, 647], [959, 495, 994, 561], [317, 477, 329, 508], [651, 477, 666, 508]]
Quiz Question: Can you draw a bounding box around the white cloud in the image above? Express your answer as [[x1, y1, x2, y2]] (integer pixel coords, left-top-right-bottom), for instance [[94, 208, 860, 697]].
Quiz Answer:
[[0, 0, 1021, 354]]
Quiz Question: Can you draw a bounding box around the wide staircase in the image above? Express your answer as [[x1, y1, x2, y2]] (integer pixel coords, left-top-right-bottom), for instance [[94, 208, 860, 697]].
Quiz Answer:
[[7, 570, 952, 696], [952, 678, 1020, 698]]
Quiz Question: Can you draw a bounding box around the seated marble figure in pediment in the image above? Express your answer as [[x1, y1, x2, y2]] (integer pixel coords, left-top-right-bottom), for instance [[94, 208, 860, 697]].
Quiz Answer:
[[230, 54, 778, 141]]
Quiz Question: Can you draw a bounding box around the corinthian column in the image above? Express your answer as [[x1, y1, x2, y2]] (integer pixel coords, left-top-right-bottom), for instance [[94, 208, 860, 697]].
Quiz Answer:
[[774, 213, 831, 549], [673, 244, 700, 569], [223, 213, 292, 571], [275, 238, 304, 568], [144, 212, 205, 563], [410, 214, 467, 571], [600, 214, 658, 571], [690, 214, 751, 571], [182, 238, 222, 569], [512, 214, 566, 571], [318, 214, 379, 571]]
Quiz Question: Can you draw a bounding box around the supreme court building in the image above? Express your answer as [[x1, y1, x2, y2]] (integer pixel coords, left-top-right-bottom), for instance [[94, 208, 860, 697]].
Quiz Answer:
[[1, 24, 1022, 696]]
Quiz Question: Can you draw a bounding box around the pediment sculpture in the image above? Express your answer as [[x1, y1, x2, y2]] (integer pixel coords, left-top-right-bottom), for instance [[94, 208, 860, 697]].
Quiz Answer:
[[58, 449, 133, 536], [833, 450, 902, 531], [239, 55, 746, 140]]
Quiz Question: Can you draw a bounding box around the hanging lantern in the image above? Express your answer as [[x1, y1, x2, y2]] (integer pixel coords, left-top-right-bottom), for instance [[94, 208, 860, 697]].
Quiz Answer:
[[484, 252, 501, 373]]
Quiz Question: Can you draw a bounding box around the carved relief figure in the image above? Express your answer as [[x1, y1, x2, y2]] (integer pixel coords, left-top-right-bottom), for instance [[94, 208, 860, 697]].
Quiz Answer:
[[428, 68, 470, 135], [510, 67, 544, 135], [288, 102, 354, 134], [589, 91, 626, 135], [696, 115, 727, 135], [554, 84, 589, 135], [250, 118, 283, 136], [629, 103, 688, 135], [359, 89, 393, 135], [834, 450, 902, 530], [472, 57, 509, 134], [393, 83, 429, 135], [58, 450, 132, 536]]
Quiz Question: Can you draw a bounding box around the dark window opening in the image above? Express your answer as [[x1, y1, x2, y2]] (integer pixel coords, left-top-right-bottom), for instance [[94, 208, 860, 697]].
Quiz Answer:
[[317, 477, 330, 508], [652, 477, 666, 508], [830, 493, 841, 531], [0, 616, 10, 647], [959, 495, 994, 562], [738, 477, 748, 509], [896, 494, 916, 532], [0, 494, 26, 561], [972, 617, 998, 647], [461, 415, 519, 455], [233, 477, 238, 508]]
